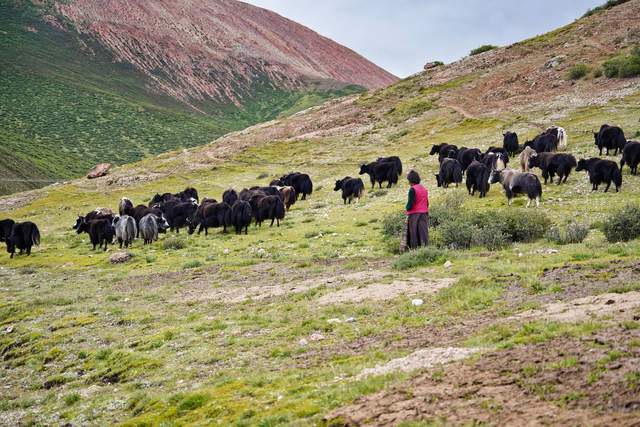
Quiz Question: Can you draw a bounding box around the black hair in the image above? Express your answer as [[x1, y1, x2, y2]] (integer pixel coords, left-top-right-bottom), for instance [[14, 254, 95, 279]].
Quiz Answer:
[[407, 170, 421, 184]]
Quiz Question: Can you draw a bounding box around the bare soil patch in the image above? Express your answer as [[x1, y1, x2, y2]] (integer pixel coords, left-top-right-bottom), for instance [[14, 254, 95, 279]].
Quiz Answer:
[[357, 347, 478, 379], [317, 277, 455, 305], [511, 291, 640, 322], [326, 326, 640, 426]]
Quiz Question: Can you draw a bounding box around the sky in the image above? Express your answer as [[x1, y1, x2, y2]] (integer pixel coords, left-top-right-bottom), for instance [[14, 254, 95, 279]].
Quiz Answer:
[[245, 0, 604, 77]]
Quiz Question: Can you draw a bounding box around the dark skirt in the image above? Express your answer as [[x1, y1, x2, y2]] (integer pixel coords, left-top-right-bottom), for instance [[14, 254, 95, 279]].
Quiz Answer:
[[400, 213, 429, 252]]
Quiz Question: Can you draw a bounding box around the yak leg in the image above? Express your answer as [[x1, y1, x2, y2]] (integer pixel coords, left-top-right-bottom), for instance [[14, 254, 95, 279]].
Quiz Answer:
[[604, 181, 611, 192]]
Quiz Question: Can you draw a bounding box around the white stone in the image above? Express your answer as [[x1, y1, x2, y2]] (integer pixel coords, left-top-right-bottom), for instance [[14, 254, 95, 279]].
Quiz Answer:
[[327, 318, 342, 324], [411, 299, 424, 307], [444, 260, 453, 268]]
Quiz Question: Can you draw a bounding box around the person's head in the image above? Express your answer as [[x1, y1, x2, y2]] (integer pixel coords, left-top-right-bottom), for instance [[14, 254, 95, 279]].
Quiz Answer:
[[407, 170, 421, 185]]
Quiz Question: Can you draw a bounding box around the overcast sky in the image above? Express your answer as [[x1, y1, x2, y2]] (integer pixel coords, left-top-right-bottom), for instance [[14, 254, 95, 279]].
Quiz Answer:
[[245, 0, 604, 77]]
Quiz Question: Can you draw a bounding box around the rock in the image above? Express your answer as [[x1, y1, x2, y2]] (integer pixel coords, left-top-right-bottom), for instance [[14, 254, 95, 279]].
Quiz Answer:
[[411, 299, 424, 307], [423, 61, 443, 70], [444, 260, 453, 269], [4, 325, 14, 334], [223, 248, 230, 254], [327, 318, 342, 324], [309, 332, 325, 342], [345, 317, 356, 323], [298, 338, 308, 346], [110, 251, 133, 264], [87, 163, 112, 179], [545, 55, 566, 69]]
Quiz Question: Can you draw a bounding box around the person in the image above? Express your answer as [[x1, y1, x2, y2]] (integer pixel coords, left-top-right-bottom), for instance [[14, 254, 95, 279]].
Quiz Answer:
[[400, 170, 429, 251]]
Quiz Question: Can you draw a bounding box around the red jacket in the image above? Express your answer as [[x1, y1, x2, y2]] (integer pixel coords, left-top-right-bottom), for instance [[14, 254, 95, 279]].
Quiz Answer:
[[406, 184, 429, 214]]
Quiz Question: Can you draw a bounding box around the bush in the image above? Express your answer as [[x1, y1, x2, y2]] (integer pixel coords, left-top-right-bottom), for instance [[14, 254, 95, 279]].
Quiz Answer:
[[163, 236, 185, 250], [64, 393, 80, 406], [496, 209, 551, 243], [183, 260, 203, 270], [546, 222, 590, 245], [393, 247, 446, 270], [382, 211, 406, 238], [440, 220, 476, 249], [603, 47, 640, 78], [603, 204, 640, 242], [470, 44, 498, 56], [472, 223, 511, 251], [567, 63, 590, 80]]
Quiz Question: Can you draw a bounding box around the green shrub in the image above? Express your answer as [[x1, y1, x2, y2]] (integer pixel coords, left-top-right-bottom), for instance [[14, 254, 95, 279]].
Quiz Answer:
[[440, 220, 476, 249], [382, 211, 406, 238], [567, 63, 590, 80], [473, 223, 511, 251], [393, 247, 446, 270], [162, 237, 185, 250], [470, 44, 498, 56], [546, 222, 590, 245], [497, 209, 551, 243], [593, 67, 604, 78], [602, 47, 640, 78], [603, 204, 640, 242]]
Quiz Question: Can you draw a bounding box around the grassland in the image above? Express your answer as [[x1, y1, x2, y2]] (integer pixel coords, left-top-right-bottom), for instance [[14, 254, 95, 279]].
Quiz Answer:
[[0, 0, 362, 195], [1, 75, 640, 424]]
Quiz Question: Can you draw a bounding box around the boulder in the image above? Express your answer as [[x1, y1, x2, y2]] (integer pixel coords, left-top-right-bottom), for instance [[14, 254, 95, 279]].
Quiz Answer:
[[87, 163, 112, 179], [110, 251, 133, 264], [424, 61, 443, 70]]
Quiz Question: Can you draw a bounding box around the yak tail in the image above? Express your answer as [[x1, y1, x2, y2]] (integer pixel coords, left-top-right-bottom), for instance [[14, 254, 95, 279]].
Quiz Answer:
[[272, 199, 285, 220], [31, 224, 41, 246], [613, 167, 623, 187], [620, 157, 626, 172]]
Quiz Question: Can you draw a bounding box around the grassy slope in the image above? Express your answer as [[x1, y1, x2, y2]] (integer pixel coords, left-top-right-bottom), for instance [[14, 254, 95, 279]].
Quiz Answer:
[[1, 6, 640, 426], [0, 0, 363, 195]]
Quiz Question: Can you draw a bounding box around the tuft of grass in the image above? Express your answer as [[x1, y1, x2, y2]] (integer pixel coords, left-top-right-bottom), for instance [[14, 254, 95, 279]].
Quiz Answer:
[[545, 222, 589, 245], [183, 260, 203, 270], [163, 237, 186, 250], [393, 247, 446, 270], [566, 63, 590, 80], [64, 393, 80, 406]]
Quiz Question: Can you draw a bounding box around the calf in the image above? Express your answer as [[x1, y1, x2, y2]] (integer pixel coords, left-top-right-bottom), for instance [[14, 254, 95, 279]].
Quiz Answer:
[[489, 169, 542, 207], [253, 195, 285, 227], [222, 189, 238, 206], [528, 153, 577, 184], [576, 158, 622, 192], [457, 148, 482, 173], [231, 200, 252, 235], [503, 131, 519, 156], [429, 144, 459, 163], [139, 214, 169, 245], [6, 221, 40, 258], [188, 202, 232, 235], [113, 215, 137, 248], [359, 161, 398, 189], [519, 146, 537, 172], [436, 158, 463, 188], [621, 141, 640, 175], [278, 186, 297, 210], [481, 152, 508, 171], [119, 197, 134, 216], [334, 177, 364, 204], [0, 219, 15, 242], [465, 160, 490, 198], [594, 125, 626, 156], [377, 156, 403, 176]]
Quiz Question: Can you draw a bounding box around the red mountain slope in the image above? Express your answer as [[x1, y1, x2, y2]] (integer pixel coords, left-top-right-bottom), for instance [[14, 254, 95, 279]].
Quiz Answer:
[[51, 0, 398, 105]]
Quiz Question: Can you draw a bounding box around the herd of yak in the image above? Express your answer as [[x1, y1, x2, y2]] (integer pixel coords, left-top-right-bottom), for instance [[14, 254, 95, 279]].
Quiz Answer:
[[1, 123, 639, 258]]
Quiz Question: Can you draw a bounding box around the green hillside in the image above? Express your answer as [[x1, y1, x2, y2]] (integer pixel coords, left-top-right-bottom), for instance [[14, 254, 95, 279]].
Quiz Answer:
[[0, 0, 362, 195]]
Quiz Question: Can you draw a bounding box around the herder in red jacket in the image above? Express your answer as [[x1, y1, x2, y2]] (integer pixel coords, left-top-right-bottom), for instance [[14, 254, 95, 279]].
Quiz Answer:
[[401, 170, 429, 251]]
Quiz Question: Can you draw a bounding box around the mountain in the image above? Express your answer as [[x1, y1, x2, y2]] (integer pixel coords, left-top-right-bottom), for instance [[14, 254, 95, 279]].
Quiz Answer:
[[0, 0, 397, 195]]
